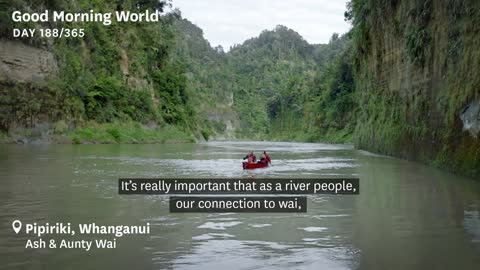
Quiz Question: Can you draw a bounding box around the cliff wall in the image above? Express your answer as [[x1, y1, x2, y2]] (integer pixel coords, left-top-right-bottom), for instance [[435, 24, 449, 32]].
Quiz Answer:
[[353, 0, 480, 177]]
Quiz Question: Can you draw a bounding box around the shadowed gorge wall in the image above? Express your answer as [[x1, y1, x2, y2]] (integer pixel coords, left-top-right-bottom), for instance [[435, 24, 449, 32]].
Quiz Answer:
[[350, 0, 480, 177]]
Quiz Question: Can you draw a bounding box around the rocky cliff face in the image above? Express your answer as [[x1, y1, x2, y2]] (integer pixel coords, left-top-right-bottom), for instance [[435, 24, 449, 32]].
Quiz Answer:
[[460, 100, 480, 138], [205, 92, 238, 140], [0, 39, 57, 84], [353, 0, 480, 177], [0, 39, 62, 138]]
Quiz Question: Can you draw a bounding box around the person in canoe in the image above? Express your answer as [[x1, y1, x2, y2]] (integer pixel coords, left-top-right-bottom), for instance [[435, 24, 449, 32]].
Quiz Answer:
[[242, 151, 270, 170], [258, 151, 271, 165], [243, 151, 256, 163]]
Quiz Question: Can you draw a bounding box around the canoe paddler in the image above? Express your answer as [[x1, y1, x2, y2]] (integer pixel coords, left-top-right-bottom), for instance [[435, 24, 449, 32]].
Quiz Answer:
[[259, 151, 271, 165], [243, 151, 256, 163]]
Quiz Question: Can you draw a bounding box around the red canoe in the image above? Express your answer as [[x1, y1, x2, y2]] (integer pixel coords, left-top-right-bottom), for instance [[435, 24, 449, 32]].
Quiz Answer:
[[242, 162, 269, 170]]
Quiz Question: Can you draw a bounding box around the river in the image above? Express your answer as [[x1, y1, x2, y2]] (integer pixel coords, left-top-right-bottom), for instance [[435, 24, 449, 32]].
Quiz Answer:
[[0, 141, 479, 269]]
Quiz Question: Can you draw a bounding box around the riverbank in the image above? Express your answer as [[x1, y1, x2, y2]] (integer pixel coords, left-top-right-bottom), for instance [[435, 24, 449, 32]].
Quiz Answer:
[[1, 119, 354, 145], [1, 121, 196, 144], [267, 129, 353, 144]]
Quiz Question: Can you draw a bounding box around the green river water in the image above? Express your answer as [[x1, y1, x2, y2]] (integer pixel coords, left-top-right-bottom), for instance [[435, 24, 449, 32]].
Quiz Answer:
[[0, 141, 479, 269]]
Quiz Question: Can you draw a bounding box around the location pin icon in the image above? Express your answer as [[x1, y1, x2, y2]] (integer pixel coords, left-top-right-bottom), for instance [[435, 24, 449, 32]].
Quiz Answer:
[[12, 220, 22, 234]]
